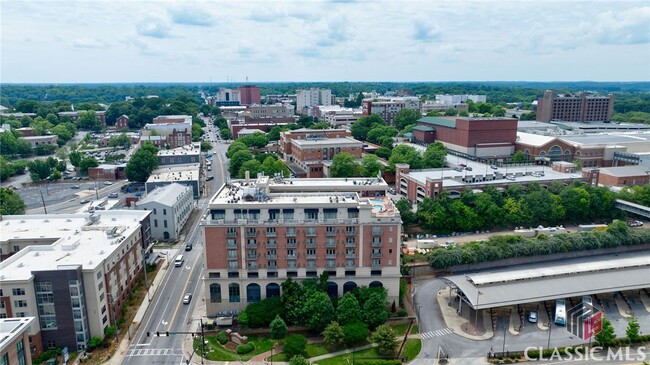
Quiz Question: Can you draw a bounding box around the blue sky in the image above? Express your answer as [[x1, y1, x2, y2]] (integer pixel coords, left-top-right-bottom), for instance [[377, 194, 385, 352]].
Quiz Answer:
[[1, 0, 649, 83]]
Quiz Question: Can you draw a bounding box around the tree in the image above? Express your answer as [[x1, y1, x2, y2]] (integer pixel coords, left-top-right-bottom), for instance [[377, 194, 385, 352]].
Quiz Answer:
[[360, 154, 383, 178], [351, 114, 386, 141], [283, 334, 307, 359], [511, 151, 527, 163], [288, 355, 310, 365], [35, 144, 57, 156], [281, 278, 306, 325], [220, 128, 231, 140], [297, 115, 314, 128], [595, 318, 616, 347], [371, 324, 398, 355], [267, 126, 285, 141], [28, 159, 54, 181], [336, 292, 362, 325], [343, 322, 369, 346], [389, 144, 424, 170], [79, 157, 99, 175], [77, 110, 102, 131], [322, 321, 345, 347], [304, 291, 335, 332], [362, 292, 389, 329], [395, 199, 416, 226], [422, 142, 447, 168], [366, 126, 398, 146], [16, 139, 33, 157], [125, 143, 159, 182], [626, 316, 641, 342], [49, 169, 62, 181], [0, 187, 26, 215], [69, 150, 82, 168], [239, 132, 268, 149], [393, 109, 422, 131], [270, 315, 288, 339], [375, 147, 391, 159], [226, 142, 248, 158], [108, 133, 131, 149], [200, 141, 213, 151], [0, 131, 18, 155], [329, 152, 361, 178], [229, 149, 254, 177]]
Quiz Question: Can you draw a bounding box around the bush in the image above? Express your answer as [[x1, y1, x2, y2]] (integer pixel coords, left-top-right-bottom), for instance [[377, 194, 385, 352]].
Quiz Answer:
[[289, 355, 310, 365], [216, 331, 228, 345], [344, 322, 369, 347], [396, 308, 408, 317], [243, 296, 283, 328], [236, 343, 254, 355], [32, 348, 62, 365], [87, 336, 102, 350], [283, 334, 307, 359], [270, 315, 288, 339]]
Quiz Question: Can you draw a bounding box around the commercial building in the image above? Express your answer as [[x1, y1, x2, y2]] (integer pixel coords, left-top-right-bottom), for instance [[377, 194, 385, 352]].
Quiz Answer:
[[146, 163, 201, 198], [421, 101, 469, 114], [152, 115, 192, 125], [313, 106, 362, 128], [296, 88, 332, 114], [435, 94, 486, 105], [591, 165, 650, 187], [0, 211, 152, 354], [362, 97, 420, 125], [201, 176, 402, 314], [140, 120, 192, 149], [280, 129, 361, 178], [87, 164, 126, 181], [0, 317, 35, 365], [22, 135, 58, 149], [414, 117, 518, 157], [247, 104, 294, 120], [157, 143, 201, 166], [215, 89, 241, 106], [536, 90, 614, 123], [239, 85, 261, 106], [135, 183, 194, 240]]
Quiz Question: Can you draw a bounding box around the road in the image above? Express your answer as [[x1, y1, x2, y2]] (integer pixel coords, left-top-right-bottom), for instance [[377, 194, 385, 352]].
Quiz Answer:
[[120, 119, 228, 365]]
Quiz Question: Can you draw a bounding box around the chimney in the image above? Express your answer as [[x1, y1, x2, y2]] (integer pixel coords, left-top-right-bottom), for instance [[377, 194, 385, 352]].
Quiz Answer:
[[245, 170, 250, 183]]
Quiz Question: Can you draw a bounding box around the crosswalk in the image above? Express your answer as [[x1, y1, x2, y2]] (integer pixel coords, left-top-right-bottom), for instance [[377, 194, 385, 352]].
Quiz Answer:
[[126, 348, 180, 357], [420, 327, 453, 339]]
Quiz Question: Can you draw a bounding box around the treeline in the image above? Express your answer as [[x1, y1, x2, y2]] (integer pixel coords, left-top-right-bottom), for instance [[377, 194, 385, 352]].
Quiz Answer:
[[397, 181, 619, 234], [428, 221, 648, 269]]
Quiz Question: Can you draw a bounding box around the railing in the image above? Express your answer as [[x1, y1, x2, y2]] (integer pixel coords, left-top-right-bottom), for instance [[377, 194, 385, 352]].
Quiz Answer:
[[246, 254, 257, 260], [306, 253, 316, 259], [326, 241, 336, 248], [371, 241, 382, 247], [226, 232, 237, 238], [227, 256, 238, 261], [287, 255, 297, 260], [371, 252, 382, 258], [306, 242, 316, 248], [326, 254, 336, 259], [227, 242, 237, 248], [266, 231, 277, 237], [267, 265, 277, 270], [246, 243, 257, 249], [345, 230, 356, 236], [245, 230, 257, 238], [345, 253, 356, 259], [345, 241, 356, 248], [204, 218, 360, 226], [306, 230, 317, 237], [267, 253, 277, 259], [286, 231, 297, 237], [266, 242, 277, 249], [326, 230, 337, 237], [286, 242, 297, 248]]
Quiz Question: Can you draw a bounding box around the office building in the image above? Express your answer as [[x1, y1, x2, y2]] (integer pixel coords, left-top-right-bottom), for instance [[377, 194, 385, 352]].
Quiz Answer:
[[239, 85, 261, 106], [201, 176, 402, 314], [0, 317, 35, 365], [296, 88, 332, 114], [362, 97, 420, 125], [135, 183, 194, 240], [157, 143, 202, 166], [146, 163, 201, 198], [536, 90, 614, 123]]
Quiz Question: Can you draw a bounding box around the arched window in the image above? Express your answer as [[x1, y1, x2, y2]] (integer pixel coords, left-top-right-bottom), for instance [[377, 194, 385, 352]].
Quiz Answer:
[[549, 145, 562, 161], [369, 281, 383, 288], [343, 281, 357, 294], [266, 283, 281, 298], [326, 282, 338, 298], [210, 284, 221, 303], [247, 284, 261, 303], [229, 283, 240, 303]]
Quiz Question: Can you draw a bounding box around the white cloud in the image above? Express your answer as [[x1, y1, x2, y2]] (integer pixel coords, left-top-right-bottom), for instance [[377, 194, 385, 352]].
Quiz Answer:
[[594, 6, 650, 45], [70, 38, 109, 49], [136, 17, 172, 39], [168, 4, 214, 27]]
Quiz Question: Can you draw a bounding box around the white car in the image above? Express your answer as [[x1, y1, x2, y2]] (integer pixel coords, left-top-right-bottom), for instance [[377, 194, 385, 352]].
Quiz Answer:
[[183, 293, 192, 304], [104, 181, 113, 186]]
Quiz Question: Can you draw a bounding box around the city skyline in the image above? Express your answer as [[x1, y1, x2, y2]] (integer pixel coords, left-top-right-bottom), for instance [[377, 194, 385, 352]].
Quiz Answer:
[[1, 0, 649, 83]]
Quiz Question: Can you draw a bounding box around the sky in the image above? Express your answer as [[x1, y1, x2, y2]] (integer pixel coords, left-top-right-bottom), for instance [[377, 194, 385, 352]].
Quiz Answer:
[[1, 0, 649, 83]]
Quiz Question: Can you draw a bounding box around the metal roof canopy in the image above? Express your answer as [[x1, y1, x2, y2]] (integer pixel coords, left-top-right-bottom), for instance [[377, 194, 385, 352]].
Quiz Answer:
[[444, 251, 650, 310]]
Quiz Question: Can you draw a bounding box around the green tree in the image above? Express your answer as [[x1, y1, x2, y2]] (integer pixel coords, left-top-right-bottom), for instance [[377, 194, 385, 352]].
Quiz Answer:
[[239, 132, 268, 148], [560, 187, 591, 223], [238, 159, 262, 178], [260, 156, 290, 177], [28, 159, 54, 181], [395, 199, 416, 226], [360, 154, 383, 177], [108, 133, 131, 149], [220, 128, 231, 140], [0, 131, 19, 155], [283, 334, 307, 359], [288, 355, 310, 365], [375, 147, 391, 159], [351, 114, 386, 141], [362, 292, 389, 329], [297, 115, 314, 128], [422, 142, 447, 168], [79, 157, 99, 175], [35, 144, 57, 156], [389, 144, 424, 170], [0, 187, 26, 215], [226, 142, 248, 158], [270, 315, 288, 339], [444, 108, 458, 116], [336, 292, 362, 325], [267, 126, 285, 141], [511, 151, 527, 163], [49, 169, 62, 181], [229, 149, 254, 177], [125, 143, 159, 182], [366, 126, 398, 145], [322, 321, 345, 347], [304, 291, 335, 332], [200, 141, 213, 151], [343, 322, 369, 346], [69, 150, 82, 168], [329, 152, 361, 178], [595, 318, 616, 347], [393, 109, 422, 131], [77, 110, 102, 131], [626, 316, 641, 342], [50, 124, 74, 144], [371, 324, 398, 355]]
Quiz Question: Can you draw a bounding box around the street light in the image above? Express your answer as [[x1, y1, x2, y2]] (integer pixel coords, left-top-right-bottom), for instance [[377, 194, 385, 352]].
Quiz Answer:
[[474, 291, 483, 333]]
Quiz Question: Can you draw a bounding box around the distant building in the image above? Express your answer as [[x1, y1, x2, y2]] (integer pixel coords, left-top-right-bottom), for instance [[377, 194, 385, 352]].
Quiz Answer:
[[0, 317, 35, 365], [421, 101, 469, 114], [362, 97, 420, 125], [152, 115, 192, 125], [22, 135, 58, 149], [536, 90, 614, 123], [591, 165, 650, 187], [57, 111, 106, 127], [115, 115, 130, 129], [248, 104, 294, 120], [15, 127, 35, 137], [140, 119, 192, 149], [88, 164, 126, 181], [157, 144, 201, 166], [0, 211, 152, 354], [135, 183, 194, 240], [296, 88, 332, 114], [435, 94, 486, 105], [314, 106, 362, 128], [146, 163, 201, 198], [239, 85, 261, 106]]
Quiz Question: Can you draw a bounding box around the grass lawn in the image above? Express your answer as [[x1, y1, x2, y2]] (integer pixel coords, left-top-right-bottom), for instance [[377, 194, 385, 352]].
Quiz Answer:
[[410, 324, 419, 334], [267, 342, 334, 362], [195, 334, 276, 361], [389, 322, 410, 336], [402, 339, 422, 361], [313, 346, 386, 365]]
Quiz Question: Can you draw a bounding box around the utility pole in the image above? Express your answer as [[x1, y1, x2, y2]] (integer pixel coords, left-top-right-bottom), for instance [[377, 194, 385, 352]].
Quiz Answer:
[[39, 190, 47, 214], [200, 318, 205, 365]]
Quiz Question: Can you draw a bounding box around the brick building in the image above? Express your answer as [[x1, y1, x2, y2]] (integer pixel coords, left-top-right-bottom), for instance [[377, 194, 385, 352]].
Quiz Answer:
[[0, 317, 35, 365], [57, 111, 106, 127], [87, 164, 127, 181], [115, 115, 130, 129], [536, 90, 614, 123], [157, 144, 201, 166], [140, 120, 192, 149], [239, 85, 261, 106], [362, 97, 420, 125], [201, 176, 402, 314]]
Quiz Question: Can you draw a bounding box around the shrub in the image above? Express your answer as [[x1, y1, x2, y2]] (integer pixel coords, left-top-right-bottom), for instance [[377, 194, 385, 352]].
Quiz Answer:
[[216, 331, 228, 345], [243, 296, 283, 328], [270, 315, 288, 339], [355, 360, 401, 365], [371, 324, 398, 355], [396, 308, 408, 317], [236, 343, 254, 355], [322, 321, 345, 347], [344, 322, 369, 347], [283, 334, 307, 359], [289, 355, 310, 365]]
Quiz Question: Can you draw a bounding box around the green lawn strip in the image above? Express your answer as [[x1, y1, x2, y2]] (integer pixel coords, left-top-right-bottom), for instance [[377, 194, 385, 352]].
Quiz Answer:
[[267, 342, 334, 362], [314, 346, 385, 365], [410, 324, 419, 334], [388, 322, 410, 336], [196, 334, 276, 361], [401, 339, 422, 361]]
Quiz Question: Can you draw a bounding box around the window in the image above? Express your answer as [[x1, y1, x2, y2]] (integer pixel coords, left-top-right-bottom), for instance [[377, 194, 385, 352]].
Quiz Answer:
[[228, 261, 238, 269], [210, 284, 221, 303], [211, 209, 225, 220], [154, 219, 158, 228], [283, 209, 294, 220], [323, 209, 337, 219], [287, 249, 296, 259], [164, 220, 168, 228], [163, 209, 167, 215], [12, 288, 25, 296], [13, 245, 20, 252], [228, 250, 237, 258], [14, 300, 28, 307], [306, 249, 316, 257], [153, 208, 157, 215], [229, 284, 240, 303], [96, 271, 103, 280]]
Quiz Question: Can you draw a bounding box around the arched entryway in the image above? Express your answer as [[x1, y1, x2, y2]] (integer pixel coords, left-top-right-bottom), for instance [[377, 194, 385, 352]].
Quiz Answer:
[[266, 283, 281, 298]]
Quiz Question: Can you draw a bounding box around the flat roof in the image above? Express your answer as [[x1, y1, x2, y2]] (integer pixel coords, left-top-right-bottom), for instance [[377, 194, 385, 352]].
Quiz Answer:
[[292, 137, 362, 147], [147, 163, 200, 182], [0, 317, 35, 352], [516, 132, 557, 147], [561, 133, 650, 146], [599, 165, 650, 177], [157, 144, 201, 157], [137, 183, 191, 206], [0, 211, 149, 281], [445, 250, 650, 309], [419, 117, 456, 128]]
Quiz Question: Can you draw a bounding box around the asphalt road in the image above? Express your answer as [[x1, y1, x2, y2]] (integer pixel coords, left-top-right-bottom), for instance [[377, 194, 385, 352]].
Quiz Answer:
[[120, 122, 228, 365]]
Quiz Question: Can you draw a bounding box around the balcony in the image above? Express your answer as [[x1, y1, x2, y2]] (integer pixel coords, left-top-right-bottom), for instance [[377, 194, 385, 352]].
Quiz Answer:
[[227, 256, 238, 261], [306, 253, 316, 259], [267, 265, 277, 271], [326, 230, 337, 237], [325, 262, 336, 269], [345, 231, 356, 237], [345, 262, 356, 269], [286, 242, 297, 249], [266, 242, 277, 249], [371, 262, 382, 269], [287, 255, 297, 260], [345, 253, 356, 259], [266, 231, 277, 237], [371, 252, 382, 259], [226, 232, 237, 238], [245, 230, 258, 238], [248, 263, 258, 270], [306, 230, 317, 237], [371, 241, 382, 247], [345, 241, 356, 248], [306, 242, 316, 249], [326, 253, 336, 259], [326, 241, 336, 248], [246, 254, 257, 260], [246, 243, 257, 249], [286, 230, 297, 237], [227, 242, 237, 248]]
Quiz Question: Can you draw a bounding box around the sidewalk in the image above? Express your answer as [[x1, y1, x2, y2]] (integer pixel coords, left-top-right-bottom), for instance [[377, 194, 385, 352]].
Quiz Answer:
[[436, 289, 494, 341]]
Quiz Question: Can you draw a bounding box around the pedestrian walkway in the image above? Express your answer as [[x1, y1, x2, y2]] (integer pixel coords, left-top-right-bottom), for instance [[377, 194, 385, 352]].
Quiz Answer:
[[419, 328, 453, 339], [435, 289, 494, 341]]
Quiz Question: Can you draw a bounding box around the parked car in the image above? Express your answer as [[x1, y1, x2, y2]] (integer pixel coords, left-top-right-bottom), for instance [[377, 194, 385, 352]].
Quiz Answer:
[[206, 176, 214, 181], [104, 181, 113, 185], [108, 192, 118, 198], [465, 166, 473, 171], [80, 199, 90, 204], [453, 167, 463, 172], [490, 165, 498, 170], [528, 311, 538, 323], [71, 185, 80, 189]]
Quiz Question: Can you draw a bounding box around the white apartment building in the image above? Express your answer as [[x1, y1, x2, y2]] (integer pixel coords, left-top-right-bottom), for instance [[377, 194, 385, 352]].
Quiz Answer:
[[296, 88, 332, 114], [135, 183, 194, 240], [216, 89, 241, 103], [435, 94, 487, 105]]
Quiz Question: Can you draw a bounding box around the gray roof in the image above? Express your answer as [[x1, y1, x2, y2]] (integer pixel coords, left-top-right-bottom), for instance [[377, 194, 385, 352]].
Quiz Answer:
[[413, 125, 436, 132], [418, 117, 456, 128], [599, 165, 650, 177], [561, 134, 650, 145], [445, 250, 650, 309], [137, 183, 190, 206]]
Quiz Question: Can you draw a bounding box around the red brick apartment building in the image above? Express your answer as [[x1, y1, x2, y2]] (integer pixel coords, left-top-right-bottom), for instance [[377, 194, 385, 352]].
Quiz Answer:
[[201, 176, 401, 314], [537, 90, 614, 123]]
